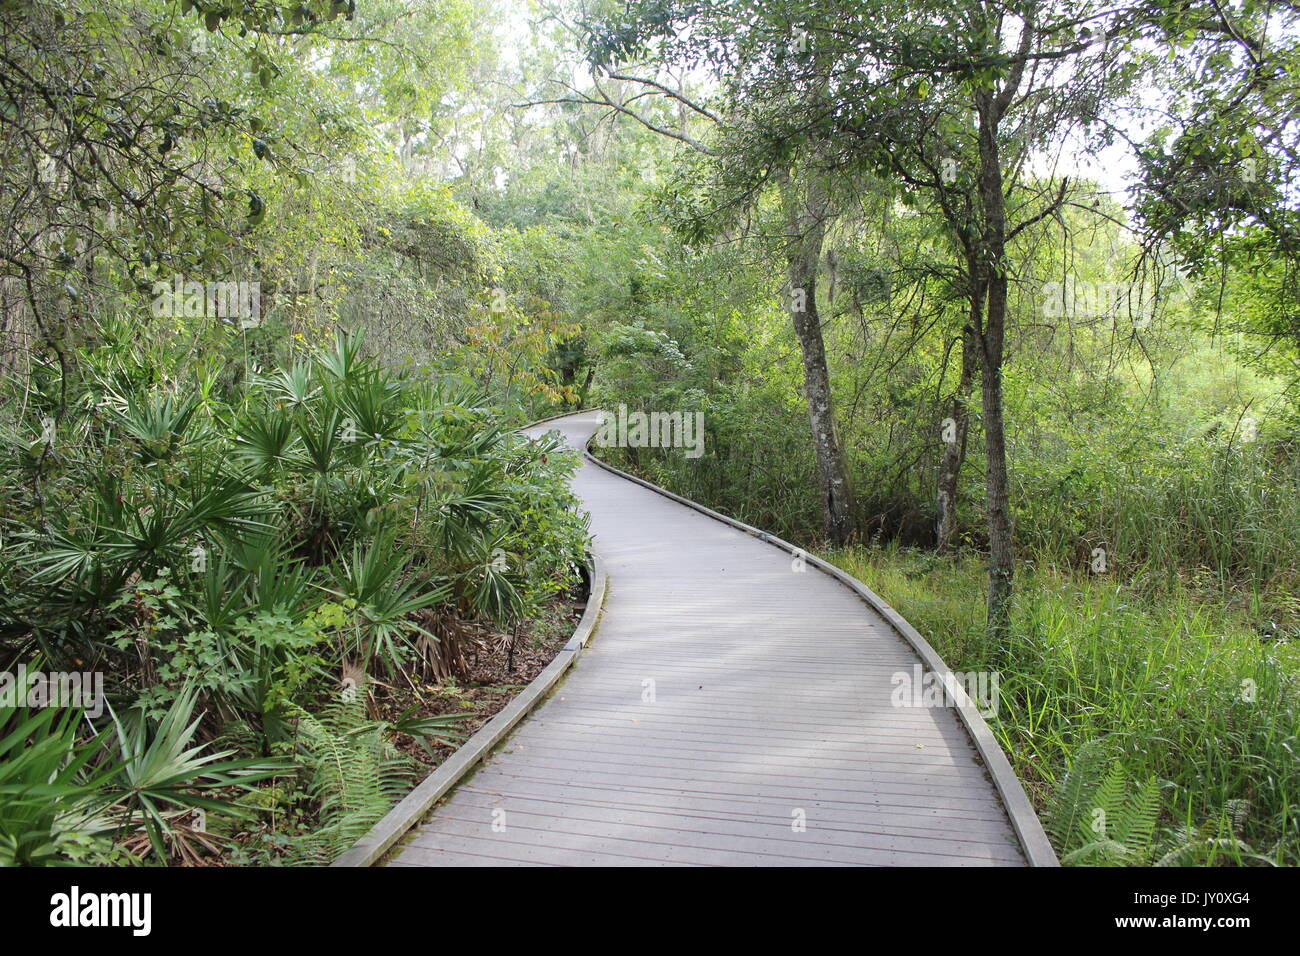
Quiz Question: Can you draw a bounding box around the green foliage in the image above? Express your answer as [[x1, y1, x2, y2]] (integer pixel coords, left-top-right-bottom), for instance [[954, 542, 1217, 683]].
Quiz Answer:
[[1047, 739, 1162, 866], [0, 707, 109, 866], [832, 544, 1300, 865], [104, 686, 285, 860], [0, 689, 284, 866], [2, 324, 585, 652], [0, 323, 587, 864], [289, 695, 412, 863]]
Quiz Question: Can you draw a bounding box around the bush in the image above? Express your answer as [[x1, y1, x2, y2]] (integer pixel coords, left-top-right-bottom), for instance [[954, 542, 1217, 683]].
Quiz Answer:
[[0, 324, 589, 863]]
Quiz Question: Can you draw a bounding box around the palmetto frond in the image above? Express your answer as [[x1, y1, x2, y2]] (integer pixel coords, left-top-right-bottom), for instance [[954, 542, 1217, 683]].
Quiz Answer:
[[234, 410, 300, 476], [260, 361, 319, 408], [329, 535, 450, 673], [115, 392, 202, 462], [104, 686, 285, 860]]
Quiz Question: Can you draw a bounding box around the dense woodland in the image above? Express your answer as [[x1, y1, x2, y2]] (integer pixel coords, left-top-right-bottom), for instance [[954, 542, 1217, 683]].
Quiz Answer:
[[1, 0, 1298, 866]]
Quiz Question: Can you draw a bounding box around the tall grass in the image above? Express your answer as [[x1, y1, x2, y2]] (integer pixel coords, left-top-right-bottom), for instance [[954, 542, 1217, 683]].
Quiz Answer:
[[1015, 439, 1300, 602], [829, 543, 1300, 865]]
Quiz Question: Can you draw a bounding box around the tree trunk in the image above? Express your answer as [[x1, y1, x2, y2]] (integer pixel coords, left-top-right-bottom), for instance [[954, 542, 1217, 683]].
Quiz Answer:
[[980, 275, 1014, 637], [578, 365, 596, 409], [976, 93, 1015, 639], [783, 170, 854, 546], [936, 318, 977, 554]]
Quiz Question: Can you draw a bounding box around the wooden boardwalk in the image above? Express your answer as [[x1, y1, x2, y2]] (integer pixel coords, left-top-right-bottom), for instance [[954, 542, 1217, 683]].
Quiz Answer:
[[391, 411, 1050, 867]]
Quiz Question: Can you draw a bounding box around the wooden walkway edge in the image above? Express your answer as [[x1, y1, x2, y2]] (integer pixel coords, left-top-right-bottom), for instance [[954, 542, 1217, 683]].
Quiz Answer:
[[371, 410, 1057, 867]]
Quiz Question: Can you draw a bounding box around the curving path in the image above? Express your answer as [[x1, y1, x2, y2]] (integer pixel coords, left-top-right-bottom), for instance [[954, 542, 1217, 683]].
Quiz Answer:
[[391, 411, 1052, 867]]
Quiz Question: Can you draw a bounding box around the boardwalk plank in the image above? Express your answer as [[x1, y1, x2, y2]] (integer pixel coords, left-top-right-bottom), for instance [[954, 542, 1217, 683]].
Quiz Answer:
[[393, 411, 1031, 867], [454, 781, 1018, 840]]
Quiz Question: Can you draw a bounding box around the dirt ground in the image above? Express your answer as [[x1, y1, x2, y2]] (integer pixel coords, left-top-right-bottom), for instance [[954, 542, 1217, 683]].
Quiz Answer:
[[380, 580, 589, 767]]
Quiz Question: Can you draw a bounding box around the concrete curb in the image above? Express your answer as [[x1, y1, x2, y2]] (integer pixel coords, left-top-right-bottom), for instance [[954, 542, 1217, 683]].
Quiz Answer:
[[578, 414, 1060, 868]]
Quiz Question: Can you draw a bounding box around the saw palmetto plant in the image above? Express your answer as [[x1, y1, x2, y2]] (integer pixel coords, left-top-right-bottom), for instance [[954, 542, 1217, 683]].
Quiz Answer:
[[0, 325, 588, 864]]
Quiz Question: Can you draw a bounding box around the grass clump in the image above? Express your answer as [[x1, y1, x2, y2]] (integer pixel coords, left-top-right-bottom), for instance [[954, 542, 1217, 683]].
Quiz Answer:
[[828, 542, 1300, 866]]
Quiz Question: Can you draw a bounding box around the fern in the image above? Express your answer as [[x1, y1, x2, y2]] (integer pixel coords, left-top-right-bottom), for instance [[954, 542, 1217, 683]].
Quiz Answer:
[[1110, 772, 1161, 851], [1047, 737, 1162, 866], [1045, 737, 1112, 849], [292, 697, 413, 862], [1153, 800, 1276, 866], [1050, 745, 1279, 866]]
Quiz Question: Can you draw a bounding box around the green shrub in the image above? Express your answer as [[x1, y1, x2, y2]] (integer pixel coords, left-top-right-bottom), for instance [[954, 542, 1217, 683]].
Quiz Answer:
[[0, 324, 589, 864]]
